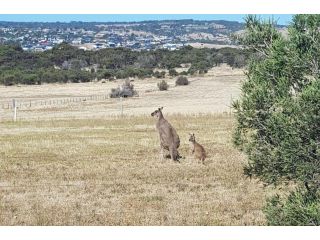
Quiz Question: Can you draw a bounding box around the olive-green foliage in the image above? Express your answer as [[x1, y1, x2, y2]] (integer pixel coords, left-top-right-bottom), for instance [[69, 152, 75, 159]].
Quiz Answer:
[[180, 71, 188, 76], [0, 42, 250, 85], [175, 76, 189, 86], [153, 71, 166, 79], [168, 68, 178, 76], [233, 14, 320, 225], [265, 189, 320, 226]]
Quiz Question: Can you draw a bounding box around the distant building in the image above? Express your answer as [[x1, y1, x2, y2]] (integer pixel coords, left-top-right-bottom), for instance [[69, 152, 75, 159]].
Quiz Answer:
[[107, 42, 116, 48], [163, 43, 177, 51], [72, 38, 82, 45], [33, 47, 44, 52]]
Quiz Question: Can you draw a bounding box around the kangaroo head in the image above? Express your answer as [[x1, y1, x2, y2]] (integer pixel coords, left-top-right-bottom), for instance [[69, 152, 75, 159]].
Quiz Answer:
[[151, 107, 164, 119], [189, 133, 195, 143]]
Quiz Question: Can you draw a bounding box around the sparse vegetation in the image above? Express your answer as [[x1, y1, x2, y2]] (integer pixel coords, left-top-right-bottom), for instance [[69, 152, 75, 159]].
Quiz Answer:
[[157, 80, 169, 91], [0, 65, 243, 121], [175, 76, 189, 86], [109, 80, 137, 98]]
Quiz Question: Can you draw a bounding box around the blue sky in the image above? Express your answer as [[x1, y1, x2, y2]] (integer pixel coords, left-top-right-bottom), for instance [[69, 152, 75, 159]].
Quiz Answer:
[[0, 14, 293, 25]]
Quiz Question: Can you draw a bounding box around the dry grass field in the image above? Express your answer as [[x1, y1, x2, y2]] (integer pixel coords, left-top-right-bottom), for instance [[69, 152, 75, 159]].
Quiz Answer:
[[0, 64, 243, 121], [0, 66, 271, 225], [0, 114, 269, 225]]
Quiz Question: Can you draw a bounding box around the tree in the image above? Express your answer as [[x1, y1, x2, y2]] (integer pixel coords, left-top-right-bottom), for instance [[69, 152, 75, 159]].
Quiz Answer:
[[135, 54, 157, 68], [168, 68, 178, 76], [233, 15, 320, 225], [0, 42, 250, 86], [153, 70, 166, 78]]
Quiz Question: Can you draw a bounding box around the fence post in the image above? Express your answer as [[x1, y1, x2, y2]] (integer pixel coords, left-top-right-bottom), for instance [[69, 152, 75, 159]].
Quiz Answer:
[[120, 96, 123, 117], [13, 99, 17, 122], [230, 94, 233, 115]]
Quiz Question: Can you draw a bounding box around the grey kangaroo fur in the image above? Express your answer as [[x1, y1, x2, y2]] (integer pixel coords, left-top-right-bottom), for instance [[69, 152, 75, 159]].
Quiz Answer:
[[151, 107, 181, 161], [189, 133, 206, 164]]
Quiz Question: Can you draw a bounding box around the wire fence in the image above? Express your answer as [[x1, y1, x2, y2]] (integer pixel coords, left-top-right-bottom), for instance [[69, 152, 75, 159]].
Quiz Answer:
[[0, 93, 128, 122], [0, 94, 110, 110]]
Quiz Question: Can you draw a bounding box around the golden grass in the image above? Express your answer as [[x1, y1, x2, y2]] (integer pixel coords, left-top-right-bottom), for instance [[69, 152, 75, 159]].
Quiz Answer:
[[0, 65, 244, 121], [0, 113, 269, 225]]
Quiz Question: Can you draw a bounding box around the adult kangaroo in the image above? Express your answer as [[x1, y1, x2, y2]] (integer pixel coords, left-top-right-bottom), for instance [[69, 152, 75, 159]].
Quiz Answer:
[[151, 107, 180, 161]]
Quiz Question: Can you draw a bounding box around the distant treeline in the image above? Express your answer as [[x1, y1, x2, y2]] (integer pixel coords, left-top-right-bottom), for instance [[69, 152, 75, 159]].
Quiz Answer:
[[0, 43, 251, 85], [0, 19, 243, 31], [129, 19, 244, 38]]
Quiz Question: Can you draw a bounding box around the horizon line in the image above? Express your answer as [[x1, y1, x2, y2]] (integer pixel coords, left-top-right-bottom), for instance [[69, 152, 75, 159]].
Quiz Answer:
[[0, 14, 293, 25]]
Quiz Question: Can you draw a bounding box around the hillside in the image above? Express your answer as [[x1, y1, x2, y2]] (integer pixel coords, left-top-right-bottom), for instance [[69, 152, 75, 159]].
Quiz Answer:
[[0, 18, 287, 52]]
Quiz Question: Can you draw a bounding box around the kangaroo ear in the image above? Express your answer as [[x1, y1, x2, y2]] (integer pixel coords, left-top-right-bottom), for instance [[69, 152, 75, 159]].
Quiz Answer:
[[193, 133, 195, 137], [159, 106, 163, 110]]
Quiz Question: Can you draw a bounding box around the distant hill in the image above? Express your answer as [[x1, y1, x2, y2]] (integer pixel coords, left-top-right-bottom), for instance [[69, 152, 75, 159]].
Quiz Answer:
[[0, 19, 287, 51]]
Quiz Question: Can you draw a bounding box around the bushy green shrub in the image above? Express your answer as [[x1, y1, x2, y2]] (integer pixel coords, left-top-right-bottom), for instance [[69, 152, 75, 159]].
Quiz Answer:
[[168, 68, 178, 76], [264, 189, 320, 226], [154, 71, 166, 78], [175, 76, 189, 86], [233, 15, 320, 225], [109, 80, 137, 98]]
